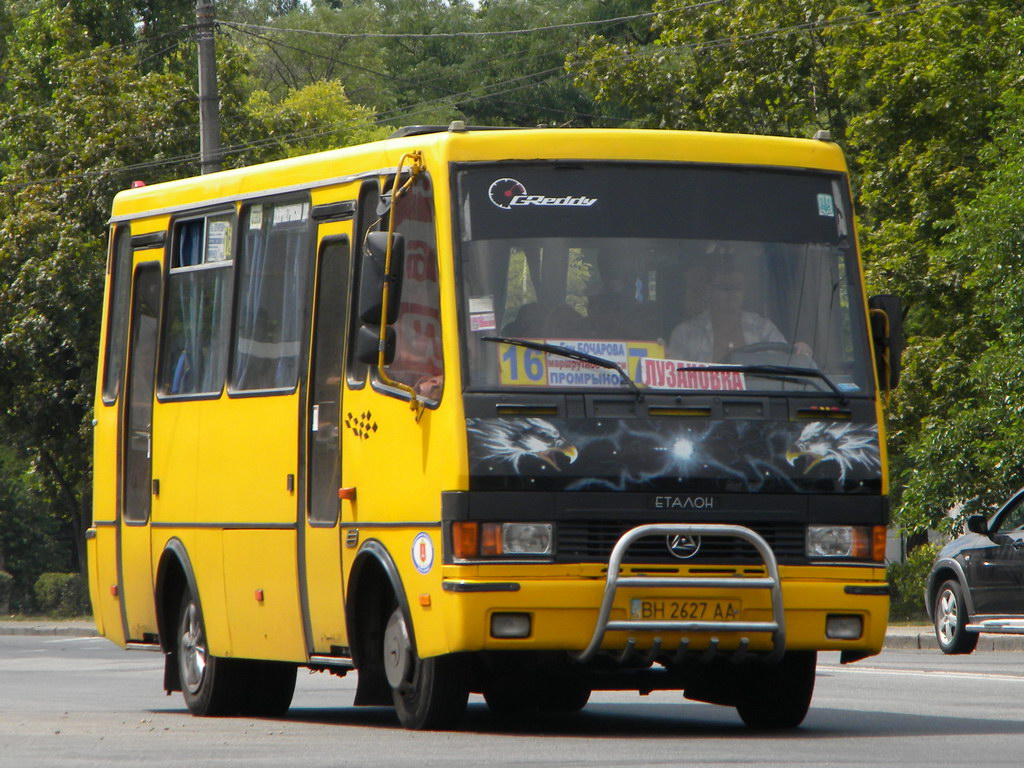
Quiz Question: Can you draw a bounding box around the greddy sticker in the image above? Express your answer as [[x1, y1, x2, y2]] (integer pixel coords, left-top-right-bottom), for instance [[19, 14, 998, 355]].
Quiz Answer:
[[488, 177, 597, 210], [412, 532, 434, 574]]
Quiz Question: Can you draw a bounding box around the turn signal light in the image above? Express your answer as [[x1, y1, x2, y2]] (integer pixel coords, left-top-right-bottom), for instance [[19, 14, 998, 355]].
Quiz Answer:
[[452, 522, 478, 560]]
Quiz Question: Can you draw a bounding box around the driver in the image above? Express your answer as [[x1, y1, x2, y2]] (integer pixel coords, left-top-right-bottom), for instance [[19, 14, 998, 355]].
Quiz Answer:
[[667, 265, 811, 362]]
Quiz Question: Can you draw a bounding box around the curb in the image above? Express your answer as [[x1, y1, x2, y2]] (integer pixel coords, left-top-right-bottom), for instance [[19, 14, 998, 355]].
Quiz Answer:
[[0, 622, 98, 637], [2, 622, 1021, 651], [884, 628, 1024, 652]]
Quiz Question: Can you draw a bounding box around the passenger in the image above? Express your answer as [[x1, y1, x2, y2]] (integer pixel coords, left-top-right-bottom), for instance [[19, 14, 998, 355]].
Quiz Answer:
[[503, 302, 587, 339], [585, 250, 649, 340]]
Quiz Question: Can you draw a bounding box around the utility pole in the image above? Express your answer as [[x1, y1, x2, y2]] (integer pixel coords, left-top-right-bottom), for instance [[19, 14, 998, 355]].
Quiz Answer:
[[196, 0, 222, 174]]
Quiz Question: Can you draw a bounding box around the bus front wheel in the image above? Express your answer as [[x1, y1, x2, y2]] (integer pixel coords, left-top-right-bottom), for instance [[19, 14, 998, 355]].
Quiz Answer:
[[177, 592, 240, 716], [734, 651, 816, 729], [383, 606, 468, 730]]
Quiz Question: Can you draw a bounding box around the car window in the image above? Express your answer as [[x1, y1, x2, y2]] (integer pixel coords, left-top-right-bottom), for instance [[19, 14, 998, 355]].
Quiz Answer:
[[996, 499, 1024, 533]]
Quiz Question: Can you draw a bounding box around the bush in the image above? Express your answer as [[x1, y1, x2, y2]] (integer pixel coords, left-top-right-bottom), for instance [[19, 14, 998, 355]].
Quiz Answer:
[[887, 542, 941, 622], [0, 570, 12, 614], [33, 572, 90, 618]]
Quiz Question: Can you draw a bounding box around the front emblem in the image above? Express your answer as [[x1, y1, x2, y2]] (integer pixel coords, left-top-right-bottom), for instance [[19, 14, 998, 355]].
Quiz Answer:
[[666, 534, 702, 559]]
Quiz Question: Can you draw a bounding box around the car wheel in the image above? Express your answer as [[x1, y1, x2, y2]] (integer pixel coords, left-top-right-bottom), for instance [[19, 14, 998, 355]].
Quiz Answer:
[[934, 579, 979, 655]]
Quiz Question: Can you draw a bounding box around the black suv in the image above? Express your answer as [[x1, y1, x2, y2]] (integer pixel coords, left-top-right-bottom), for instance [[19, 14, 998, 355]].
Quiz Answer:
[[926, 488, 1024, 654]]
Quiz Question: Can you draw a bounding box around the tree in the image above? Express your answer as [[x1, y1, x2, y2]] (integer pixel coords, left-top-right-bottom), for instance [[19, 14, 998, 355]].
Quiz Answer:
[[0, 3, 196, 576], [824, 2, 1024, 534], [896, 61, 1024, 533], [569, 0, 845, 134], [569, 0, 1024, 537]]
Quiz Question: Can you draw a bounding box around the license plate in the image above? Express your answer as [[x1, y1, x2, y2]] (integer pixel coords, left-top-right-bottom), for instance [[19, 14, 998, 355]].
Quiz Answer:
[[629, 598, 741, 621]]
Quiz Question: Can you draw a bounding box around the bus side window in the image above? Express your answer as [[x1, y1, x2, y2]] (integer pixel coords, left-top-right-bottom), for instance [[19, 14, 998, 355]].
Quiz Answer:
[[383, 173, 444, 402], [101, 225, 134, 404], [230, 198, 314, 393], [347, 180, 383, 388], [158, 212, 234, 397]]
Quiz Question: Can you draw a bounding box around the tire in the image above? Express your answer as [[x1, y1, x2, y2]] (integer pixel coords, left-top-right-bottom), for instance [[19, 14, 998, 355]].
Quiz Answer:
[[383, 606, 468, 730], [482, 680, 534, 715], [235, 660, 297, 718], [539, 683, 591, 713], [934, 579, 979, 655], [177, 592, 241, 716], [483, 677, 590, 715], [734, 651, 816, 730]]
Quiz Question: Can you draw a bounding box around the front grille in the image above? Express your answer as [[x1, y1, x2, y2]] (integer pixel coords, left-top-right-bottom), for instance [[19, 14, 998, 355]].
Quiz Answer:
[[556, 521, 806, 565]]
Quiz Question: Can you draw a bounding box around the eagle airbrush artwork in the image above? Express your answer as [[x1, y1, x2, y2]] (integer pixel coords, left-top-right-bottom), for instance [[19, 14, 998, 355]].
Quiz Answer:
[[466, 417, 881, 494]]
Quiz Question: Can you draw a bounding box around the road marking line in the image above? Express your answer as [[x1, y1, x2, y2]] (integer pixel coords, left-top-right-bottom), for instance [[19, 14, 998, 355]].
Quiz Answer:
[[821, 665, 1024, 682]]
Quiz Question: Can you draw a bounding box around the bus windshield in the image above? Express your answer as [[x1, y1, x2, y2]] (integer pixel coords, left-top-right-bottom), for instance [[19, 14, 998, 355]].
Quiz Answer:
[[456, 162, 873, 396]]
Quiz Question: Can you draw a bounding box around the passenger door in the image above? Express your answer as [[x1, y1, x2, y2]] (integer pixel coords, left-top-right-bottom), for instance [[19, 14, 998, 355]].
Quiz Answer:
[[119, 262, 160, 640], [301, 236, 351, 655]]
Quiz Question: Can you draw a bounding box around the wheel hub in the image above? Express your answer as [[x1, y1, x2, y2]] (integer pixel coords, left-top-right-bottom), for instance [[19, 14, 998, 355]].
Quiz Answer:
[[383, 609, 413, 689], [181, 602, 207, 694]]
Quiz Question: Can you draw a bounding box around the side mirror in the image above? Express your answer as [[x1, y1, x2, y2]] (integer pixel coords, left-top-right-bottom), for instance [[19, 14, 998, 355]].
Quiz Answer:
[[358, 231, 405, 325], [868, 294, 903, 390], [354, 323, 396, 366], [966, 515, 989, 535]]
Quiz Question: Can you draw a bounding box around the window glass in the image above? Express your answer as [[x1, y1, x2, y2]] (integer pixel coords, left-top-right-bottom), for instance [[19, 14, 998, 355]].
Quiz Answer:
[[231, 198, 314, 392], [159, 213, 234, 397], [998, 499, 1024, 533], [347, 181, 383, 387], [383, 173, 444, 401], [457, 163, 871, 397], [101, 226, 134, 403]]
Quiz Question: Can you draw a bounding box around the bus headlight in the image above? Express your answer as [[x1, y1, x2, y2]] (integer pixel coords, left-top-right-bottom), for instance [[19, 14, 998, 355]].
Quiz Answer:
[[806, 525, 886, 561], [451, 522, 554, 559], [502, 523, 553, 555]]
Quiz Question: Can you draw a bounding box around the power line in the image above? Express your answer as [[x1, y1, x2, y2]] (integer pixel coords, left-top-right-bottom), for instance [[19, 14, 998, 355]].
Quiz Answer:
[[217, 1, 727, 41], [219, 20, 617, 127], [0, 0, 984, 191]]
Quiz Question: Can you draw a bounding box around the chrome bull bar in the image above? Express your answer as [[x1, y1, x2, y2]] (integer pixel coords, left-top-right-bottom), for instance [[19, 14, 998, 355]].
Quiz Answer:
[[575, 524, 786, 663]]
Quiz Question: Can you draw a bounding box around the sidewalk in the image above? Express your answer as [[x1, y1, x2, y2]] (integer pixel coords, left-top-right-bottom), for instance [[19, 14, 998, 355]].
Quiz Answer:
[[1, 620, 1022, 650], [884, 624, 1024, 651], [0, 619, 98, 637]]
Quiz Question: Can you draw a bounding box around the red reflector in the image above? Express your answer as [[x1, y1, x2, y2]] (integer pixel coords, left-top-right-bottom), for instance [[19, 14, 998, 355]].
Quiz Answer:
[[131, 180, 146, 188]]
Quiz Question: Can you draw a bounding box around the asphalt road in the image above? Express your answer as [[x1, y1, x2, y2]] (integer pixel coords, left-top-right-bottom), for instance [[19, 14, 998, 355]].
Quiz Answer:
[[2, 634, 1023, 767]]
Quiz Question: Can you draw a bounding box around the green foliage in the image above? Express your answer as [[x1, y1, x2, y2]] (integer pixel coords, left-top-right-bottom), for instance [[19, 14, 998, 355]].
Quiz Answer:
[[0, 570, 13, 614], [570, 0, 843, 134], [0, 444, 63, 611], [4, 0, 1024, 581], [242, 80, 390, 162], [33, 572, 90, 618], [0, 2, 196, 576], [887, 542, 939, 622]]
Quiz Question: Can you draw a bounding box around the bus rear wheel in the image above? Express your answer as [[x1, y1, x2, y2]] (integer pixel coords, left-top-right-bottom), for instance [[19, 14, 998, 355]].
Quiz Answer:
[[383, 606, 468, 730], [734, 651, 816, 729]]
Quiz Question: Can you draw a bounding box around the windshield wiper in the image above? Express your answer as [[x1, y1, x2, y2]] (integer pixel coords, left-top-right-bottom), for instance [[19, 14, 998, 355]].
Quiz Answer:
[[483, 336, 643, 401], [677, 364, 849, 404]]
